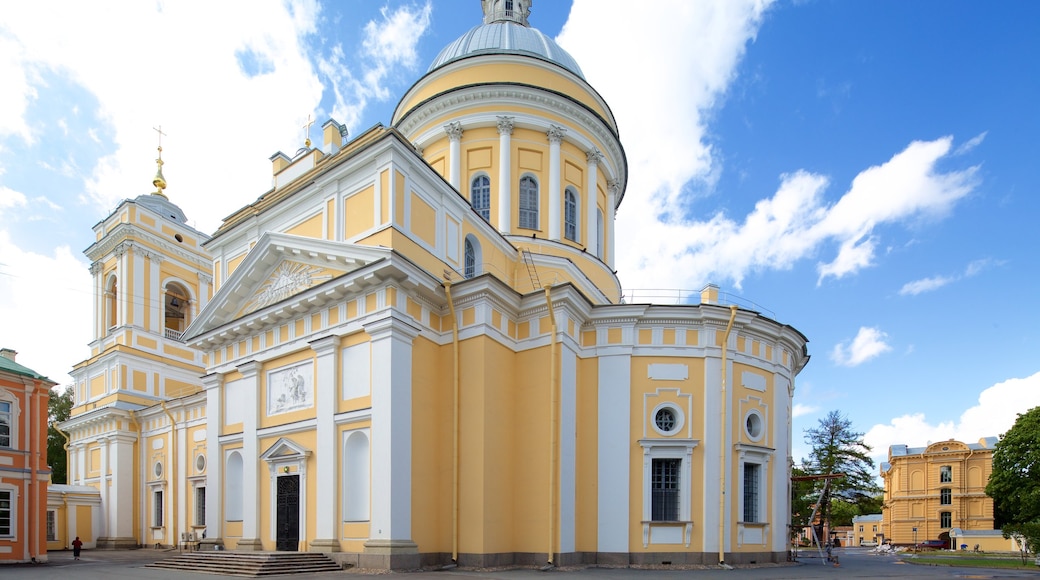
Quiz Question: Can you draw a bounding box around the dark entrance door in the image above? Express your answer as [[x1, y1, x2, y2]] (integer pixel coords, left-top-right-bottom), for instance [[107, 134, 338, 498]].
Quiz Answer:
[[276, 475, 300, 551]]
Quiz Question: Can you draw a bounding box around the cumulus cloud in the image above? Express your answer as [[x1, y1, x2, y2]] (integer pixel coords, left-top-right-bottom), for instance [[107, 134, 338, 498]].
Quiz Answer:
[[831, 326, 892, 367], [0, 230, 92, 386], [865, 371, 1040, 463], [792, 403, 818, 419], [899, 257, 1000, 296], [559, 2, 979, 292], [0, 186, 27, 212]]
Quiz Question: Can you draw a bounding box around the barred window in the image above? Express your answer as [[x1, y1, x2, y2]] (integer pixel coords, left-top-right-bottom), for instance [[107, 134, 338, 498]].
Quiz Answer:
[[1, 490, 13, 537], [471, 175, 490, 221], [46, 510, 56, 541], [743, 463, 761, 522], [519, 176, 539, 230], [154, 490, 164, 527], [195, 487, 206, 526], [651, 458, 680, 521]]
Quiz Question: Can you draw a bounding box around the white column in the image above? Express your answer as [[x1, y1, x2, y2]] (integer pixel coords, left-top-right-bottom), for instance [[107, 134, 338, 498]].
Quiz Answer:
[[116, 243, 130, 327], [585, 149, 602, 256], [607, 179, 620, 269], [364, 313, 421, 556], [310, 335, 341, 551], [98, 437, 109, 539], [497, 116, 514, 233], [147, 253, 163, 334], [202, 373, 224, 546], [445, 122, 463, 191], [547, 125, 566, 241], [237, 361, 263, 550], [90, 262, 102, 340], [597, 349, 631, 554], [108, 434, 136, 543]]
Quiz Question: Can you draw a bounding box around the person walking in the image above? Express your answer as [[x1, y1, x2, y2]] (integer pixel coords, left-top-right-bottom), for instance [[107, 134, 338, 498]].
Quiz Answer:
[[72, 536, 83, 560]]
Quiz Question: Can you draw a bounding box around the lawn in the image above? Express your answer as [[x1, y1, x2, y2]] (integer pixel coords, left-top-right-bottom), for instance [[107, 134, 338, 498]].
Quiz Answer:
[[904, 552, 1039, 570]]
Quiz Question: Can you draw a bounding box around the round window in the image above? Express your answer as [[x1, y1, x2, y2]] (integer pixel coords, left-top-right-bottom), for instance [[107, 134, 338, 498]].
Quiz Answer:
[[745, 411, 764, 441], [153, 461, 163, 478], [651, 403, 684, 436], [195, 454, 206, 473]]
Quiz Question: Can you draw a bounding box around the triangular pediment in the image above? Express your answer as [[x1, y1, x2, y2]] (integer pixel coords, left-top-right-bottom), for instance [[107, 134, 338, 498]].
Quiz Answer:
[[259, 437, 311, 462], [185, 232, 391, 340]]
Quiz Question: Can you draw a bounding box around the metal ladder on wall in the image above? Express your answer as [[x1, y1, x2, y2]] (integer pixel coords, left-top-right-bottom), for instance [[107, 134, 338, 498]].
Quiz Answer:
[[522, 249, 541, 291]]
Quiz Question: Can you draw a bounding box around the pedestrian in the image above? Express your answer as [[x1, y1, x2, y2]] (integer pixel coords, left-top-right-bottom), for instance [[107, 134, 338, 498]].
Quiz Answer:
[[72, 536, 83, 560]]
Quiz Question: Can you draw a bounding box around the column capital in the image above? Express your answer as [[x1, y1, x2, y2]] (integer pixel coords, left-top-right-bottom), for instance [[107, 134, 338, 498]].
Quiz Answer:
[[412, 142, 424, 157], [547, 124, 567, 144], [237, 360, 263, 380], [608, 178, 622, 196], [497, 116, 515, 136], [444, 121, 464, 142], [114, 241, 132, 259], [364, 312, 422, 343], [201, 372, 224, 391], [198, 272, 213, 286], [586, 148, 604, 165], [89, 261, 103, 276], [309, 334, 341, 356]]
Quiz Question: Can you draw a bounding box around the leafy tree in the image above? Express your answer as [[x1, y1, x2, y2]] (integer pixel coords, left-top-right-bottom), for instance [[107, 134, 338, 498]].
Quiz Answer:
[[47, 385, 74, 484], [986, 406, 1040, 553], [802, 410, 881, 542]]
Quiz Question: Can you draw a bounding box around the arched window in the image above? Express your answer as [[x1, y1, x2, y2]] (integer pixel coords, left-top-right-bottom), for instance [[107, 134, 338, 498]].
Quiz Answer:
[[164, 281, 190, 337], [470, 175, 490, 221], [464, 235, 481, 279], [225, 451, 243, 521], [564, 188, 578, 242], [519, 175, 539, 230], [0, 398, 14, 448], [596, 209, 604, 259], [106, 276, 118, 330]]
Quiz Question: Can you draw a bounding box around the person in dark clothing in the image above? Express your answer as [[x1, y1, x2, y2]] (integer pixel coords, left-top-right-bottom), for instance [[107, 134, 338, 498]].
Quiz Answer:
[[72, 536, 83, 560]]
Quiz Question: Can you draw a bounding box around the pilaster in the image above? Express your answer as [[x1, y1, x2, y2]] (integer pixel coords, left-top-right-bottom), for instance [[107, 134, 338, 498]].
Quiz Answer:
[[446, 122, 464, 191], [586, 149, 602, 257], [201, 372, 225, 549], [497, 116, 514, 232], [547, 125, 566, 241], [236, 360, 264, 551], [310, 335, 341, 552], [607, 179, 620, 268]]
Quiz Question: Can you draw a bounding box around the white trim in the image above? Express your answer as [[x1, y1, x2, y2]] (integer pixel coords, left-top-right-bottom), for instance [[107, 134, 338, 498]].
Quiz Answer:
[[638, 439, 699, 547], [0, 484, 17, 540]]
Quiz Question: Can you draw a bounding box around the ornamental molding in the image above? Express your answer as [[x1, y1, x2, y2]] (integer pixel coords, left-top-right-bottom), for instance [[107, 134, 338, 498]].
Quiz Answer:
[[546, 124, 567, 144], [586, 148, 604, 165], [497, 116, 515, 135], [444, 121, 464, 141], [85, 221, 211, 270]]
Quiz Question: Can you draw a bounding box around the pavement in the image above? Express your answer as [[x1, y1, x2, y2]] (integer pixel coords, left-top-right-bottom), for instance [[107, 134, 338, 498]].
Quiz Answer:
[[3, 547, 1039, 580]]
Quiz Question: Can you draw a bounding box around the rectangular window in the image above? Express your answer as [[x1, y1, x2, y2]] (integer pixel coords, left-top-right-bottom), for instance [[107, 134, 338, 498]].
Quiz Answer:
[[195, 487, 206, 526], [46, 510, 56, 541], [940, 488, 952, 505], [743, 463, 760, 522], [940, 511, 952, 528], [940, 465, 952, 483], [0, 490, 11, 536], [873, 525, 878, 532], [154, 490, 164, 527], [651, 458, 680, 521], [859, 525, 864, 532], [0, 401, 11, 447]]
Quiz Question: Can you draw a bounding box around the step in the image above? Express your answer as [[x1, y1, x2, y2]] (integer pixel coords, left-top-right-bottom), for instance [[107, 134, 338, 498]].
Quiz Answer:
[[146, 551, 342, 577]]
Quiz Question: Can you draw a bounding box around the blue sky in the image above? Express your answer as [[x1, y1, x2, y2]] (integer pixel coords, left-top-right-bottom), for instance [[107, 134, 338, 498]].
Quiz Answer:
[[1, 0, 1038, 466]]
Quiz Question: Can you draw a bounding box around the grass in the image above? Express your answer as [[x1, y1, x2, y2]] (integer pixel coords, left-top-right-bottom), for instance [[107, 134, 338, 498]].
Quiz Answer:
[[904, 552, 1039, 570]]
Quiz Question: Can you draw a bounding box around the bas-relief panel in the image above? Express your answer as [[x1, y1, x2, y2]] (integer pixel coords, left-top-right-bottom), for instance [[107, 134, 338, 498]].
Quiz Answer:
[[267, 362, 314, 416], [245, 261, 335, 315]]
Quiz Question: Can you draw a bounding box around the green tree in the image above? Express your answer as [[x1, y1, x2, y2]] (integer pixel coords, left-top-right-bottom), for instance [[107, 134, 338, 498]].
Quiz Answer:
[[986, 406, 1040, 553], [47, 385, 74, 484], [803, 410, 881, 542]]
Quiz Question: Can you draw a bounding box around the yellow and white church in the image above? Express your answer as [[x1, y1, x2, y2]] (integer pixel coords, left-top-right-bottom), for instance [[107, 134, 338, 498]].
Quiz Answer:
[[61, 0, 810, 568]]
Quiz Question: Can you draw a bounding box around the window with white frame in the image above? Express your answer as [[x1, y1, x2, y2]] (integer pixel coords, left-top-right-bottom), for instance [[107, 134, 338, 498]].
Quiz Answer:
[[471, 175, 490, 221], [940, 465, 952, 483], [940, 487, 951, 505], [46, 510, 56, 541], [0, 489, 13, 537], [519, 176, 539, 229], [743, 462, 761, 522], [153, 489, 164, 527], [640, 439, 697, 527], [464, 235, 481, 279], [651, 458, 680, 521], [564, 188, 578, 242], [0, 400, 11, 447]]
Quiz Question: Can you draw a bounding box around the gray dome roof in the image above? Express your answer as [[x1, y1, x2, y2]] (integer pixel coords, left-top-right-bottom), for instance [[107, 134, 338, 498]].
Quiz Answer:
[[429, 22, 584, 79], [134, 193, 188, 224]]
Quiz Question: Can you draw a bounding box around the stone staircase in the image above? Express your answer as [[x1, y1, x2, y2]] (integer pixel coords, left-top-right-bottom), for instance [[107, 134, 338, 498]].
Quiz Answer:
[[146, 551, 343, 577]]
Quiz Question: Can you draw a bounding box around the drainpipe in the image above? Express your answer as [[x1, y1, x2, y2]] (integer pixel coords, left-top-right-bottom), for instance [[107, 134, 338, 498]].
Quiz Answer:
[[160, 402, 178, 547], [55, 424, 71, 484], [444, 280, 461, 564], [543, 285, 557, 567], [717, 305, 738, 566]]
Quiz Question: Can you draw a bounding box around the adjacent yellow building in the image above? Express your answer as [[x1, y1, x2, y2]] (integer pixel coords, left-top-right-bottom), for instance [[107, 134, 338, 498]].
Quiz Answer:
[[880, 437, 1013, 550], [62, 0, 810, 569]]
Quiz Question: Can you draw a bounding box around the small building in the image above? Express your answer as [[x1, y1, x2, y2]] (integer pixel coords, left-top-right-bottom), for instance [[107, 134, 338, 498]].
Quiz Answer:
[[880, 438, 1013, 550], [45, 484, 102, 552], [852, 513, 883, 546], [0, 348, 56, 563]]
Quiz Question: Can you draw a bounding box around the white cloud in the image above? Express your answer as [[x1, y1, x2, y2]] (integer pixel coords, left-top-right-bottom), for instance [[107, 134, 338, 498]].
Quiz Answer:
[[831, 326, 892, 367], [559, 2, 979, 292], [0, 186, 27, 212], [954, 131, 987, 155], [899, 275, 954, 296], [865, 371, 1040, 463], [0, 230, 92, 386], [792, 403, 818, 418], [0, 32, 36, 144]]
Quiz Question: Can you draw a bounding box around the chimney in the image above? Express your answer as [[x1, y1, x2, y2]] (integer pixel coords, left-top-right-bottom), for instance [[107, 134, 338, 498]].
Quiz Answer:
[[322, 119, 348, 155], [700, 284, 719, 305], [0, 348, 17, 362], [270, 151, 291, 176]]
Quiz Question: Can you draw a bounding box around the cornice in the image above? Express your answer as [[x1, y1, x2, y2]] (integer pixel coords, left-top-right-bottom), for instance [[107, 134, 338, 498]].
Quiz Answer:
[[86, 222, 210, 269]]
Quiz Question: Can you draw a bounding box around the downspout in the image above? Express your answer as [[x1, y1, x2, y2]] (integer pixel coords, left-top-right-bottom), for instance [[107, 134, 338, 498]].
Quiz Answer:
[[161, 403, 178, 548], [717, 305, 738, 566], [444, 280, 461, 565], [55, 424, 71, 484], [543, 285, 557, 567]]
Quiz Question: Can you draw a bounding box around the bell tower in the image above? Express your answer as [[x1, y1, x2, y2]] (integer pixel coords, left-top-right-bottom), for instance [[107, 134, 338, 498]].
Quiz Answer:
[[482, 0, 532, 26]]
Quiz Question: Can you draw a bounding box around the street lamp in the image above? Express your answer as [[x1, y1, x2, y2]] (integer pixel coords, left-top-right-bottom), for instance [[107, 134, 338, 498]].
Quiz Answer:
[[913, 526, 918, 552]]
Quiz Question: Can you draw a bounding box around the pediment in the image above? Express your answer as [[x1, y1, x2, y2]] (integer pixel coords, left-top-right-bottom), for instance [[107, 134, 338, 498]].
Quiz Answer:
[[185, 232, 390, 340], [259, 437, 311, 462]]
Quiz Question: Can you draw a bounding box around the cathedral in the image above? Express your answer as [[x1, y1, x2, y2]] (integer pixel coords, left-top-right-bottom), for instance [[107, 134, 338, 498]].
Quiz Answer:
[[60, 1, 809, 569]]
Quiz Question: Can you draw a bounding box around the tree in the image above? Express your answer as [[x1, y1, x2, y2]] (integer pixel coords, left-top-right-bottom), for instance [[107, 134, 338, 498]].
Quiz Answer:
[[986, 406, 1040, 553], [802, 410, 881, 542], [47, 385, 74, 484]]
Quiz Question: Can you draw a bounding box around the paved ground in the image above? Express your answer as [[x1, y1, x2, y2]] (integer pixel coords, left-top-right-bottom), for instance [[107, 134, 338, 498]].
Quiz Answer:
[[3, 548, 1039, 580]]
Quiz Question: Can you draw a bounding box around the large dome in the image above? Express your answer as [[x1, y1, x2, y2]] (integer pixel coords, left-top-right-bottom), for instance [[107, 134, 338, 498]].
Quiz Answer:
[[428, 21, 584, 80]]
